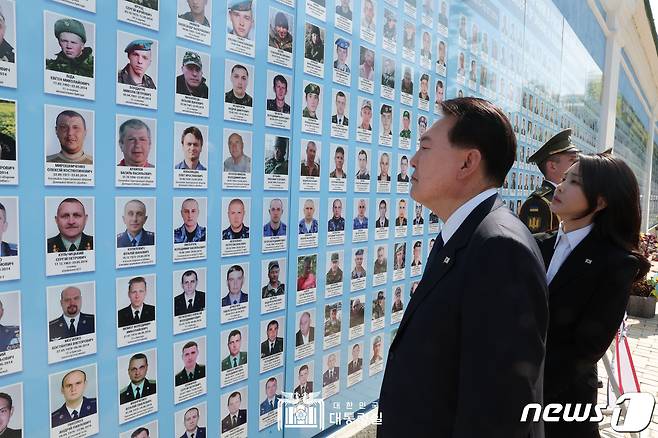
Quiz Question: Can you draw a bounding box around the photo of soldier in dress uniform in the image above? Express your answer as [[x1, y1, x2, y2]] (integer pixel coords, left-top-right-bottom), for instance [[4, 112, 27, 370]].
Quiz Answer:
[[47, 198, 93, 253], [49, 366, 98, 432]]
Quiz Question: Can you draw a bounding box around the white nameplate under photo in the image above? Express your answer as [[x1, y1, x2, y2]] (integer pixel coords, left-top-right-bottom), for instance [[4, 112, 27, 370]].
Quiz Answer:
[[369, 357, 384, 376], [45, 197, 95, 277], [350, 276, 366, 292], [176, 0, 212, 45], [352, 228, 367, 243], [377, 179, 391, 193], [46, 282, 96, 365], [297, 233, 318, 249], [375, 225, 389, 240], [372, 272, 387, 287], [323, 331, 340, 351], [334, 7, 352, 34], [118, 349, 158, 424], [49, 364, 99, 438], [356, 125, 372, 144], [347, 367, 363, 388], [53, 0, 95, 11], [116, 274, 157, 347], [306, 0, 326, 21], [0, 290, 21, 376], [116, 31, 158, 109], [325, 281, 342, 299], [327, 229, 345, 245], [118, 0, 159, 31], [296, 285, 316, 306], [44, 11, 95, 100]]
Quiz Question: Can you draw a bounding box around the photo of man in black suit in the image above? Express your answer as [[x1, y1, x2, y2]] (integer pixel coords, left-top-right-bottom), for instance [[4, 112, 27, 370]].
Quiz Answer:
[[49, 286, 95, 341], [295, 311, 314, 347], [260, 320, 283, 358], [120, 353, 156, 405], [347, 343, 362, 374], [293, 364, 313, 397], [221, 391, 246, 433], [117, 276, 156, 328], [174, 270, 205, 316], [378, 98, 548, 437]]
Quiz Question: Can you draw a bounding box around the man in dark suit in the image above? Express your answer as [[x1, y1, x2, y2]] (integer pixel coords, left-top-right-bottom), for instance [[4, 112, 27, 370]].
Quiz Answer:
[[174, 270, 206, 316], [260, 320, 283, 357], [49, 286, 95, 341], [175, 341, 206, 386], [347, 343, 363, 374], [322, 353, 340, 386], [47, 198, 93, 253], [117, 277, 156, 328], [375, 200, 389, 228], [180, 407, 206, 438], [379, 98, 548, 437], [0, 299, 19, 352], [120, 353, 157, 404], [117, 199, 155, 248], [0, 392, 21, 437], [294, 364, 313, 397], [51, 369, 97, 427], [0, 202, 17, 257], [221, 391, 247, 433], [295, 311, 314, 347]]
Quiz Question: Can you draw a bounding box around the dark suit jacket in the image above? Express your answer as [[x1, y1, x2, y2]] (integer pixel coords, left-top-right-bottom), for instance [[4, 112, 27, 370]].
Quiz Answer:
[[375, 218, 389, 228], [175, 363, 206, 386], [116, 230, 155, 248], [0, 428, 20, 438], [331, 114, 349, 125], [179, 426, 206, 438], [120, 379, 157, 405], [535, 230, 639, 403], [174, 291, 206, 316], [293, 381, 313, 397], [51, 396, 97, 427], [221, 409, 247, 432], [348, 358, 363, 374], [260, 337, 284, 357], [323, 367, 339, 386], [47, 233, 93, 253], [0, 241, 17, 256], [295, 327, 315, 346], [49, 313, 95, 341], [379, 195, 548, 438], [117, 303, 155, 328]]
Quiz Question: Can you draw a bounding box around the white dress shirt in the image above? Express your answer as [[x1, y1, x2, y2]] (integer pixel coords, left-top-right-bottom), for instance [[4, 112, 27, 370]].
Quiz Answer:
[[63, 313, 81, 331], [440, 188, 498, 245], [546, 222, 593, 284]]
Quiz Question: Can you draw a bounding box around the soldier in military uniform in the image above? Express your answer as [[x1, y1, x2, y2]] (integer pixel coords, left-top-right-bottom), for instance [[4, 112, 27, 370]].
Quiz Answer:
[[326, 253, 343, 285], [358, 99, 372, 131], [262, 261, 285, 298], [176, 51, 208, 99], [222, 198, 250, 240], [331, 92, 348, 126], [269, 11, 292, 53], [372, 291, 385, 320], [117, 199, 155, 247], [381, 57, 395, 88], [333, 38, 350, 73], [47, 198, 93, 253], [419, 73, 430, 101], [228, 0, 253, 38], [380, 104, 393, 136], [383, 10, 397, 41], [120, 353, 157, 405], [0, 300, 18, 352], [51, 370, 97, 427], [175, 341, 206, 386], [266, 74, 290, 114], [399, 111, 412, 139], [225, 64, 252, 107], [304, 24, 324, 63], [264, 137, 288, 175], [179, 0, 210, 26], [46, 18, 93, 78], [0, 202, 16, 257], [300, 140, 320, 177], [302, 83, 320, 120], [0, 392, 21, 438], [118, 40, 156, 89], [49, 286, 95, 341], [519, 128, 579, 233], [174, 198, 206, 243], [401, 67, 413, 95], [324, 306, 341, 336], [0, 7, 15, 63], [328, 199, 345, 231], [351, 249, 367, 279]]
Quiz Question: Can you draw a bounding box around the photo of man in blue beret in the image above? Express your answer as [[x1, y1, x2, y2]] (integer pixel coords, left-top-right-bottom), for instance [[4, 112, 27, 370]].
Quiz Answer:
[[118, 39, 156, 89]]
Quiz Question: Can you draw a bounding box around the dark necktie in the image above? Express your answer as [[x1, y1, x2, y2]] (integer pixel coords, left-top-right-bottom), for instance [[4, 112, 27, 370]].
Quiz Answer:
[[134, 310, 140, 322], [187, 299, 193, 311], [270, 400, 274, 409], [71, 410, 78, 419], [190, 434, 194, 438], [69, 318, 75, 335], [189, 372, 193, 380], [233, 299, 237, 305], [135, 386, 141, 399], [232, 415, 237, 426], [69, 244, 77, 251], [233, 357, 237, 367], [270, 342, 274, 353], [301, 385, 305, 394], [131, 238, 137, 247]]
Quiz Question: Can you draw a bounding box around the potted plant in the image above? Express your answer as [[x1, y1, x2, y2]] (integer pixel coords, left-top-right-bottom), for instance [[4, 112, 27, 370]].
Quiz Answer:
[[627, 274, 658, 318]]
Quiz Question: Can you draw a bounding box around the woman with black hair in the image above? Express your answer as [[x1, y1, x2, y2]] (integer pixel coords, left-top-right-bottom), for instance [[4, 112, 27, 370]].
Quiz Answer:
[[535, 153, 650, 438]]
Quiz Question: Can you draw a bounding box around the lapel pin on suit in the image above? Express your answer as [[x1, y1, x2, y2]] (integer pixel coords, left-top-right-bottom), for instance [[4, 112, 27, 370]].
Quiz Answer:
[[585, 258, 592, 264], [443, 257, 450, 263]]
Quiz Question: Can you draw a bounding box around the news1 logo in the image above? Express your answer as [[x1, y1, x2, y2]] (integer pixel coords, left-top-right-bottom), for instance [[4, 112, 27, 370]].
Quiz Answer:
[[521, 392, 655, 433]]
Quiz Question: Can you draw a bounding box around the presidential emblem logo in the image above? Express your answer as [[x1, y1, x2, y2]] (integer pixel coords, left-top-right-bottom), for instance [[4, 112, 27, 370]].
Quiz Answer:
[[277, 391, 324, 430]]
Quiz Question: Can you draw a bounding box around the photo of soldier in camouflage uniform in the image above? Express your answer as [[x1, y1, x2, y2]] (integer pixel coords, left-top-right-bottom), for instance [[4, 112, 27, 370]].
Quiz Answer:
[[45, 18, 93, 78]]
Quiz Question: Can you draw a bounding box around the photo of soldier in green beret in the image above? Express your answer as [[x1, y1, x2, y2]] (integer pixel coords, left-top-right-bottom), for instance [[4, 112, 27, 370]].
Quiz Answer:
[[45, 17, 94, 78]]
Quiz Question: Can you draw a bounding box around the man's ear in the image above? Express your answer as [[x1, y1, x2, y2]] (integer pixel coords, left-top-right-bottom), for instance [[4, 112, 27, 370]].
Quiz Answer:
[[595, 195, 607, 212]]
